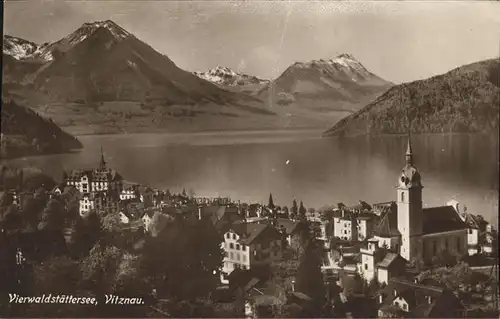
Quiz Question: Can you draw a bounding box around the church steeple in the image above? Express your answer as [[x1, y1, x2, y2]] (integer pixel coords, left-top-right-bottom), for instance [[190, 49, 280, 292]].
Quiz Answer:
[[99, 145, 107, 170], [405, 135, 413, 166]]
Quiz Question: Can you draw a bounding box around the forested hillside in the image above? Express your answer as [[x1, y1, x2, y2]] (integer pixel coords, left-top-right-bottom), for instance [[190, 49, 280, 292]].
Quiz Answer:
[[324, 59, 499, 137]]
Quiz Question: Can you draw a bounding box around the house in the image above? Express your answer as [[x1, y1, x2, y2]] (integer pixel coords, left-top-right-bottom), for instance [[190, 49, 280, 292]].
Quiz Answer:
[[199, 205, 244, 231], [333, 210, 358, 241], [377, 278, 465, 318], [449, 200, 481, 255], [276, 218, 301, 247], [142, 209, 172, 237], [120, 185, 137, 201], [220, 222, 283, 284]]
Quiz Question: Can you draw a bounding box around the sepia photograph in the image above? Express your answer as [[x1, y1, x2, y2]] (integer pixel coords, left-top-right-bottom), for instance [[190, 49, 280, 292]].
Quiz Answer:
[[0, 0, 499, 317]]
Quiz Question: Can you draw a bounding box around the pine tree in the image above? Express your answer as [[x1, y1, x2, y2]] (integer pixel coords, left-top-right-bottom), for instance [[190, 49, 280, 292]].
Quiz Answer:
[[298, 201, 307, 220], [291, 200, 298, 219], [268, 193, 275, 210]]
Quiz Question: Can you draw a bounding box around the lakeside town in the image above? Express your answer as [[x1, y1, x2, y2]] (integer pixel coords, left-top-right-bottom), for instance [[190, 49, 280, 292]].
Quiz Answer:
[[0, 138, 498, 318]]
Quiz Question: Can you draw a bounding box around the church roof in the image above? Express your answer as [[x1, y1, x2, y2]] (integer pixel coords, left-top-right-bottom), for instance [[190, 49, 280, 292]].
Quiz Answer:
[[373, 211, 400, 238], [422, 206, 468, 234]]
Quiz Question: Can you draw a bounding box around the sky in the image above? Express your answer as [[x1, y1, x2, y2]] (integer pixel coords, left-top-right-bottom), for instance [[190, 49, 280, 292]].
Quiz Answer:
[[4, 0, 500, 83]]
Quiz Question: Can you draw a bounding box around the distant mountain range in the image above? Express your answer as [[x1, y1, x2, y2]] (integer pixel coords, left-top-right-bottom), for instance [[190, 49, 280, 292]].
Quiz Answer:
[[323, 58, 500, 137], [1, 96, 82, 158], [3, 20, 497, 137], [193, 66, 269, 87]]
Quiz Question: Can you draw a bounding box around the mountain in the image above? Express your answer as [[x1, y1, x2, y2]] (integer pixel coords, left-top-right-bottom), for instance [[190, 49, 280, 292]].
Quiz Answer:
[[259, 54, 391, 109], [3, 35, 41, 60], [1, 96, 83, 158], [194, 66, 269, 87], [2, 21, 281, 134], [323, 58, 500, 137], [253, 54, 392, 128], [27, 20, 260, 106]]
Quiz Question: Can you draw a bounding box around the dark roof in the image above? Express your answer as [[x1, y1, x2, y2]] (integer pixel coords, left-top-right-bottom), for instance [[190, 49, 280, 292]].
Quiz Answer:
[[276, 218, 300, 235], [463, 213, 480, 229], [422, 206, 468, 234], [67, 168, 123, 182], [228, 222, 281, 245], [379, 278, 464, 318], [373, 211, 400, 238], [377, 252, 407, 269]]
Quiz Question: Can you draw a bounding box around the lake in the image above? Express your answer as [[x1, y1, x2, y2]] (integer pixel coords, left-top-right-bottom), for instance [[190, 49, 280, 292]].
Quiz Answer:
[[2, 130, 498, 224]]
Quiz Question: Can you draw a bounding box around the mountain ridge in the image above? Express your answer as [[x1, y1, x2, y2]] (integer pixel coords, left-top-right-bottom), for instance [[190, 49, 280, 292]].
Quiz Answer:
[[1, 96, 83, 158], [323, 58, 500, 137]]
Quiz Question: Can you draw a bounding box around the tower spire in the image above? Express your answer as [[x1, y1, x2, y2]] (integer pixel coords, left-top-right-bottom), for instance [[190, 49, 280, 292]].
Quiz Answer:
[[405, 97, 413, 166], [100, 145, 107, 170]]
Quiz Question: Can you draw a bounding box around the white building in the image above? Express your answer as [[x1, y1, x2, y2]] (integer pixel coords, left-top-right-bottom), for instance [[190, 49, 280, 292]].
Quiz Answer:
[[220, 222, 282, 284]]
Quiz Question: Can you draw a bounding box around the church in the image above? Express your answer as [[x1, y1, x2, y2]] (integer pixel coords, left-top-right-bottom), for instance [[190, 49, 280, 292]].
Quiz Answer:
[[359, 138, 468, 283]]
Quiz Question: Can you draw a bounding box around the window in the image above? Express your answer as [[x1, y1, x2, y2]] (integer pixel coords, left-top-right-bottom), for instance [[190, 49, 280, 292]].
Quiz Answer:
[[236, 253, 240, 261], [226, 233, 230, 239], [364, 264, 368, 270], [403, 304, 407, 311], [236, 244, 240, 250], [401, 192, 405, 202], [469, 229, 473, 234], [241, 245, 246, 251], [232, 234, 236, 240], [230, 252, 234, 259], [242, 255, 246, 262], [230, 243, 234, 249]]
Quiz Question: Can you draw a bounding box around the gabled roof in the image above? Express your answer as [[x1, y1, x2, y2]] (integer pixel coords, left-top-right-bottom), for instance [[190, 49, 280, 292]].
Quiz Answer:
[[379, 278, 464, 318], [228, 222, 281, 245], [463, 213, 480, 229], [422, 206, 468, 234], [373, 211, 400, 238], [276, 218, 300, 235], [377, 252, 407, 269]]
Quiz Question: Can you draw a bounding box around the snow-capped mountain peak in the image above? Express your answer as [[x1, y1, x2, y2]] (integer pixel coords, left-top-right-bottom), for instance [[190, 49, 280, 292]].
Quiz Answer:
[[3, 35, 39, 60], [194, 66, 269, 86], [64, 20, 130, 46]]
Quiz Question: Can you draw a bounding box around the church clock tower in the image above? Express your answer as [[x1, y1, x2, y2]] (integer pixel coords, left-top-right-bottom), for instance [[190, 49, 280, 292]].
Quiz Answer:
[[396, 138, 423, 261]]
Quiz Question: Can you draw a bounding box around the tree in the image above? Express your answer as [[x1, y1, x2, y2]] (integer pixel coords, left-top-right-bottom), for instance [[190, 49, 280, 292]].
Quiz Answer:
[[298, 201, 307, 220], [140, 218, 223, 302], [294, 240, 325, 316], [291, 200, 298, 219], [268, 193, 275, 210], [282, 206, 289, 218]]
